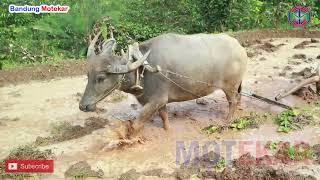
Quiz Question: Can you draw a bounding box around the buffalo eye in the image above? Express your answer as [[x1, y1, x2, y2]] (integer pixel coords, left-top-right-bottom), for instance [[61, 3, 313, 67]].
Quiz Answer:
[[96, 74, 106, 83]]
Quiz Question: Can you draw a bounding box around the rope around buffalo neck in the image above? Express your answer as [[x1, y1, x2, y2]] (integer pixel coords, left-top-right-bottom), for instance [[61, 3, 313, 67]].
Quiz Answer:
[[95, 74, 126, 104]]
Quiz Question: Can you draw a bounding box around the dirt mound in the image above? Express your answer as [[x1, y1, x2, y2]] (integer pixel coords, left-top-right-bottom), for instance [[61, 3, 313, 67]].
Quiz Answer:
[[271, 142, 315, 164], [256, 42, 285, 53], [35, 117, 108, 146], [291, 67, 314, 79], [292, 53, 307, 59], [64, 161, 104, 179], [233, 29, 320, 45], [294, 39, 319, 49], [119, 149, 318, 180], [201, 154, 313, 180], [292, 86, 319, 103], [294, 40, 311, 49]]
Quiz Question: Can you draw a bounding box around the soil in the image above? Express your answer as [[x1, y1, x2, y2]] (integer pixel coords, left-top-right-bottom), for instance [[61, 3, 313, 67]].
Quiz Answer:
[[119, 150, 318, 180], [64, 161, 104, 179], [1, 30, 320, 179], [35, 117, 109, 146]]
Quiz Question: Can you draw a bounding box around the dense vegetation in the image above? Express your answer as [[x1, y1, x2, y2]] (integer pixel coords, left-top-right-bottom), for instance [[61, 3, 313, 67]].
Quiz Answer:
[[0, 0, 319, 69]]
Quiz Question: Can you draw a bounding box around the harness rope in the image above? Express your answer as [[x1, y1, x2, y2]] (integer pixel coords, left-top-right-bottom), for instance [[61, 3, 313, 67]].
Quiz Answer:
[[155, 68, 291, 109]]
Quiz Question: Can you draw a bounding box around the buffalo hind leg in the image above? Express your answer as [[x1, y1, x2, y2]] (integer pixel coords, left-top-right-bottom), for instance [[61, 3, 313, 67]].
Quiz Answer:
[[159, 105, 169, 130], [223, 88, 238, 125], [237, 82, 242, 107]]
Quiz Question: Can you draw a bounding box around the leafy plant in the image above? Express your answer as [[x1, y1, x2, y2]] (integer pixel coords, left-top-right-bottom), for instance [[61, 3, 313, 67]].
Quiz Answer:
[[202, 125, 220, 134], [286, 144, 314, 160], [268, 141, 279, 153], [214, 158, 226, 170], [275, 109, 314, 133], [287, 146, 296, 159], [230, 117, 252, 130], [275, 109, 297, 133]]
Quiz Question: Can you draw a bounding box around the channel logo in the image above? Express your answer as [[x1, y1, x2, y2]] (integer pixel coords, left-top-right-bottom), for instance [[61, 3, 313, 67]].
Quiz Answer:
[[5, 160, 54, 173], [7, 163, 18, 170]]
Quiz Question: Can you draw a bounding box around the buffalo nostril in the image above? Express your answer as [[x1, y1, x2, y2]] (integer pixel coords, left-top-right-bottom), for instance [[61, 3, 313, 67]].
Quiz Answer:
[[79, 104, 88, 112]]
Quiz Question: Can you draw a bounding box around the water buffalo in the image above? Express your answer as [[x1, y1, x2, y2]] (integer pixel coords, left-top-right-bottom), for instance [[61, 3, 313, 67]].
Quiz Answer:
[[79, 32, 247, 138]]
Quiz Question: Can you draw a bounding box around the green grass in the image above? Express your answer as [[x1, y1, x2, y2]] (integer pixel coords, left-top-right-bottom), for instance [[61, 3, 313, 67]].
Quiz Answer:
[[202, 125, 221, 134], [275, 109, 314, 133], [286, 145, 315, 160], [230, 117, 251, 130], [202, 112, 265, 134]]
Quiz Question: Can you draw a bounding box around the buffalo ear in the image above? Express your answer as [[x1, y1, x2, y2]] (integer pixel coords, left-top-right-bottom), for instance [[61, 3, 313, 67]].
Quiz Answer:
[[100, 39, 117, 56]]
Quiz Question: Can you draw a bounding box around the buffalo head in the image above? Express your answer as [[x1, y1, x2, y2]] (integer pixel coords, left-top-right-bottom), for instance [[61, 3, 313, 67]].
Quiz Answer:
[[79, 30, 150, 112]]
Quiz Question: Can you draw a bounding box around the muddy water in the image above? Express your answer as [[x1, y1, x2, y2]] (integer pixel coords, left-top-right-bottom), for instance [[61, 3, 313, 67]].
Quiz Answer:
[[0, 38, 320, 179]]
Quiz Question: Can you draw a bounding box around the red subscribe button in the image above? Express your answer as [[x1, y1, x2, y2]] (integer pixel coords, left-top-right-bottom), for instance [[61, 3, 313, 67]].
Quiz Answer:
[[5, 160, 54, 173]]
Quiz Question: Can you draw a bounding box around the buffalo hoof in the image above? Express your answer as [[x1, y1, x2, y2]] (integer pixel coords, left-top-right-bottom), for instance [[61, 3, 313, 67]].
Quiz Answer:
[[117, 137, 146, 146]]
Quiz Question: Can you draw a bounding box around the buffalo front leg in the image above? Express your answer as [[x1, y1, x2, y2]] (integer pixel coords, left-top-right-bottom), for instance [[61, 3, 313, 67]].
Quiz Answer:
[[159, 105, 169, 130], [129, 101, 166, 137]]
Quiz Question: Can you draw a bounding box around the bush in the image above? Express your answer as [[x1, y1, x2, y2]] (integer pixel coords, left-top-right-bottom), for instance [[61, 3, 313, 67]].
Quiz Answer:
[[0, 0, 319, 68]]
